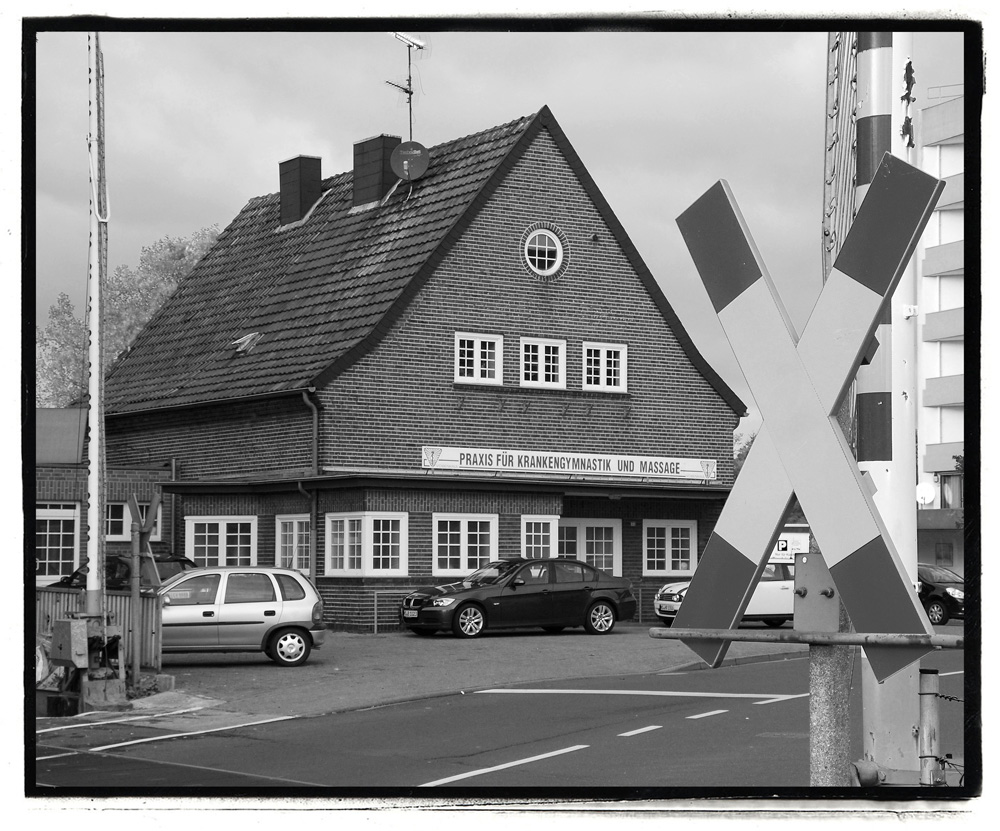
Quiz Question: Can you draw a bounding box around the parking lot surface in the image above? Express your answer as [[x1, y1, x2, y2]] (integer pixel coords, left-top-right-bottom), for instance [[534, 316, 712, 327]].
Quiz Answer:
[[135, 622, 810, 718]]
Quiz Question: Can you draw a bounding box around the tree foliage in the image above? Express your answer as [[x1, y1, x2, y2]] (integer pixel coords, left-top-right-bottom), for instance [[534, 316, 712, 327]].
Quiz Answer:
[[35, 226, 219, 407]]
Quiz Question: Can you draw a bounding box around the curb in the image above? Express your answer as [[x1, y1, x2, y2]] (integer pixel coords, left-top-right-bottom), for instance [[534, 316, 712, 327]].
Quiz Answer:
[[662, 649, 808, 674]]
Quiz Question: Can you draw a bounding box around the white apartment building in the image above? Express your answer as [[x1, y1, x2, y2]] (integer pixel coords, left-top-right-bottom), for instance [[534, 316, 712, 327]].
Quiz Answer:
[[915, 89, 966, 575]]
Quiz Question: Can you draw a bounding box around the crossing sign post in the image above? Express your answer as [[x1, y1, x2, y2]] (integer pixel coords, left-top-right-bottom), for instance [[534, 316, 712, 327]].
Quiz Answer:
[[670, 153, 945, 683]]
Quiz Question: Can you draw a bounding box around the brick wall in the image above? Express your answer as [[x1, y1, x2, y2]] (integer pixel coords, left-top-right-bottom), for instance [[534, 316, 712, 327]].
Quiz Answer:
[[34, 464, 174, 558], [318, 129, 738, 479]]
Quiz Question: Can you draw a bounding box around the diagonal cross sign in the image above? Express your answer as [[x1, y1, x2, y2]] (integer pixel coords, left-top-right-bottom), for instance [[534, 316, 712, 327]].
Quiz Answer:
[[674, 153, 945, 682]]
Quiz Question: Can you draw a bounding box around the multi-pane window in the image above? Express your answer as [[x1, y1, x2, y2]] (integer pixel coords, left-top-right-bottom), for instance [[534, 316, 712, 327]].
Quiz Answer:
[[940, 474, 963, 509], [106, 503, 127, 539], [277, 515, 311, 574], [325, 513, 408, 576], [35, 503, 80, 580], [522, 515, 558, 558], [186, 517, 257, 567], [524, 230, 563, 277], [372, 518, 402, 571], [643, 520, 698, 576], [455, 333, 503, 384], [583, 342, 628, 392], [520, 338, 566, 389], [433, 514, 498, 575], [558, 519, 622, 575], [328, 517, 363, 572]]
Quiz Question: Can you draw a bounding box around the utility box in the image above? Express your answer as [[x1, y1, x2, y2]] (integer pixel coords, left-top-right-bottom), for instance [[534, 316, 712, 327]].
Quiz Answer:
[[50, 619, 90, 669]]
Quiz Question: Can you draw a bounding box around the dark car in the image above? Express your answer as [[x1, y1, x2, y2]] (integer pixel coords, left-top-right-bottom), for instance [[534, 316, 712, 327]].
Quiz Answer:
[[48, 553, 198, 593], [400, 557, 637, 638], [917, 564, 965, 625]]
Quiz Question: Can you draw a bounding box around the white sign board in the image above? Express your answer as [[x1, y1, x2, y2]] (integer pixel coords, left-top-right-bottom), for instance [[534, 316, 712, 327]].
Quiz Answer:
[[422, 446, 717, 480]]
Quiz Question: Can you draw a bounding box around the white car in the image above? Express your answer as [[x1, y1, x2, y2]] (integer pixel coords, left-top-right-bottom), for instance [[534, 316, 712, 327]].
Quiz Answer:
[[654, 560, 795, 627], [159, 566, 326, 666]]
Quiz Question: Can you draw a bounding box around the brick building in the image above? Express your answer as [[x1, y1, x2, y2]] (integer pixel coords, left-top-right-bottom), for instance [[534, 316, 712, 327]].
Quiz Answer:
[[102, 107, 746, 629], [35, 407, 174, 585]]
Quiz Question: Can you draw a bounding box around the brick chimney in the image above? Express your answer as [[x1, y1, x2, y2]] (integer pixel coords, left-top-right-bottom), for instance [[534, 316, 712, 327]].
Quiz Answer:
[[279, 155, 322, 226], [353, 135, 401, 207]]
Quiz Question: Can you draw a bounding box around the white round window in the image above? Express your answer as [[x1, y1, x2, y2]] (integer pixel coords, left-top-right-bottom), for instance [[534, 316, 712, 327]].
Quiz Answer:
[[523, 229, 564, 277]]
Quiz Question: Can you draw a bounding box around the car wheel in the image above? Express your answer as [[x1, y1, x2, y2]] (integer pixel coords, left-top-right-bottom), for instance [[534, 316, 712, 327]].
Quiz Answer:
[[925, 599, 949, 626], [453, 604, 486, 638], [763, 618, 787, 628], [585, 601, 616, 635], [542, 626, 564, 634], [268, 628, 311, 667]]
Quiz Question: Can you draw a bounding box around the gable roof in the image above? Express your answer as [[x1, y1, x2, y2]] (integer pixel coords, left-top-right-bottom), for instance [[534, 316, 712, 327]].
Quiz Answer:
[[105, 106, 745, 417]]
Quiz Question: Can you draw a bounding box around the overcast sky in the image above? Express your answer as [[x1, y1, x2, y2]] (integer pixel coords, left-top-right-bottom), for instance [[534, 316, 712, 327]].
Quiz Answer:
[[29, 21, 968, 428]]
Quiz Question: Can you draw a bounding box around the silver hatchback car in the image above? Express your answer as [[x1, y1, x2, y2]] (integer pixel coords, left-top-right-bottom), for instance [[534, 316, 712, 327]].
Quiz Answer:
[[158, 567, 326, 666]]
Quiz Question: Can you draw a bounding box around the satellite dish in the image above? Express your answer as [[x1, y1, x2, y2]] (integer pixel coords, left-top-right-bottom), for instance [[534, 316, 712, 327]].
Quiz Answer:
[[916, 482, 936, 506], [391, 141, 430, 182]]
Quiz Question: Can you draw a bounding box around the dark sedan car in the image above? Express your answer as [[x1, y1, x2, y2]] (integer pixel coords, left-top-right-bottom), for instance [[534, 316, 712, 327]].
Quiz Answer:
[[400, 557, 637, 638], [917, 564, 965, 625]]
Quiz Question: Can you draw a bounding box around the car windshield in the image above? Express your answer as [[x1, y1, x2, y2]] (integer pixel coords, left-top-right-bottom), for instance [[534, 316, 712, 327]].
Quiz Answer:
[[920, 566, 963, 583], [465, 560, 523, 585]]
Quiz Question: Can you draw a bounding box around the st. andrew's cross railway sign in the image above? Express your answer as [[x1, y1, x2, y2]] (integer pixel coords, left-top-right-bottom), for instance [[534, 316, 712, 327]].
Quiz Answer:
[[673, 153, 945, 683]]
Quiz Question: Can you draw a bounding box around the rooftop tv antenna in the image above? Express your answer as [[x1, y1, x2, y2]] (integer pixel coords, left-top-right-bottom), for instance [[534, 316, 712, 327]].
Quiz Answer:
[[386, 32, 425, 141]]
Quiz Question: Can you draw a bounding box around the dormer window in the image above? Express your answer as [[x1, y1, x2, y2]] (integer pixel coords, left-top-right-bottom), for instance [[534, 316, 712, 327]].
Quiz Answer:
[[232, 332, 263, 353]]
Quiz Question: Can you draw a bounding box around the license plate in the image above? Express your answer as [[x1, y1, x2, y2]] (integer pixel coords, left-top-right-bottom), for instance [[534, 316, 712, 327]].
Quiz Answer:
[[403, 609, 418, 618]]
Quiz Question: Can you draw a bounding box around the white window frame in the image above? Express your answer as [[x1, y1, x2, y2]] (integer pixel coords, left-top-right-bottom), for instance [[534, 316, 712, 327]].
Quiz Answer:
[[105, 501, 163, 542], [185, 516, 258, 568], [557, 518, 623, 576], [582, 342, 628, 393], [522, 514, 560, 559], [523, 228, 564, 277], [276, 514, 311, 575], [35, 502, 80, 582], [454, 332, 504, 385], [324, 512, 409, 577], [432, 513, 499, 577], [520, 337, 567, 390], [642, 519, 698, 577]]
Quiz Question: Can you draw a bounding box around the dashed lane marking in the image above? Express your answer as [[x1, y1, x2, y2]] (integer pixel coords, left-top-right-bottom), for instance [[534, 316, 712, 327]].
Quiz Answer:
[[618, 725, 662, 737], [687, 710, 729, 719]]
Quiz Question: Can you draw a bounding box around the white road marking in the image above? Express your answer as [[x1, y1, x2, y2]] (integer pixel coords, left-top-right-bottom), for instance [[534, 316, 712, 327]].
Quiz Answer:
[[90, 715, 296, 751], [755, 693, 810, 705], [36, 707, 206, 733], [420, 744, 589, 787], [618, 725, 662, 737], [476, 688, 796, 700], [35, 752, 79, 761], [687, 710, 728, 719], [940, 670, 964, 677]]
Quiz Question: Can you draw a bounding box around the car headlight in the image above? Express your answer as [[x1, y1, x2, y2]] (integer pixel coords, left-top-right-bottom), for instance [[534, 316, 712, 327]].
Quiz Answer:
[[430, 597, 456, 607], [946, 587, 964, 600]]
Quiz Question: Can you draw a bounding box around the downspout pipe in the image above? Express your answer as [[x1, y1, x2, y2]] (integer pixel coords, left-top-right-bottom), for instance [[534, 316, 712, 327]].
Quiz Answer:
[[301, 388, 320, 575]]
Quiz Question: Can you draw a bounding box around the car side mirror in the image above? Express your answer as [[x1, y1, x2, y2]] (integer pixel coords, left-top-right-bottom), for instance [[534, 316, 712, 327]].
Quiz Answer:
[[162, 595, 171, 606]]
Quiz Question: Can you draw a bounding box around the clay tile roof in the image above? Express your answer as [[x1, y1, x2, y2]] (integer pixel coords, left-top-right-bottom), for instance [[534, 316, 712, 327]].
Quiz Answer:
[[104, 111, 537, 415], [105, 107, 745, 417]]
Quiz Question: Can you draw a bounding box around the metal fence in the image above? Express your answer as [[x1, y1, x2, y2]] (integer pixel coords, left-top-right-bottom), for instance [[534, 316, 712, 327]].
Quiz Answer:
[[35, 587, 163, 673]]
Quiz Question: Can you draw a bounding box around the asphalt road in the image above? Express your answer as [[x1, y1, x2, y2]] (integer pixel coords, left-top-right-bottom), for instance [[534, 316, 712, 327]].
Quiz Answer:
[[33, 645, 967, 794]]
